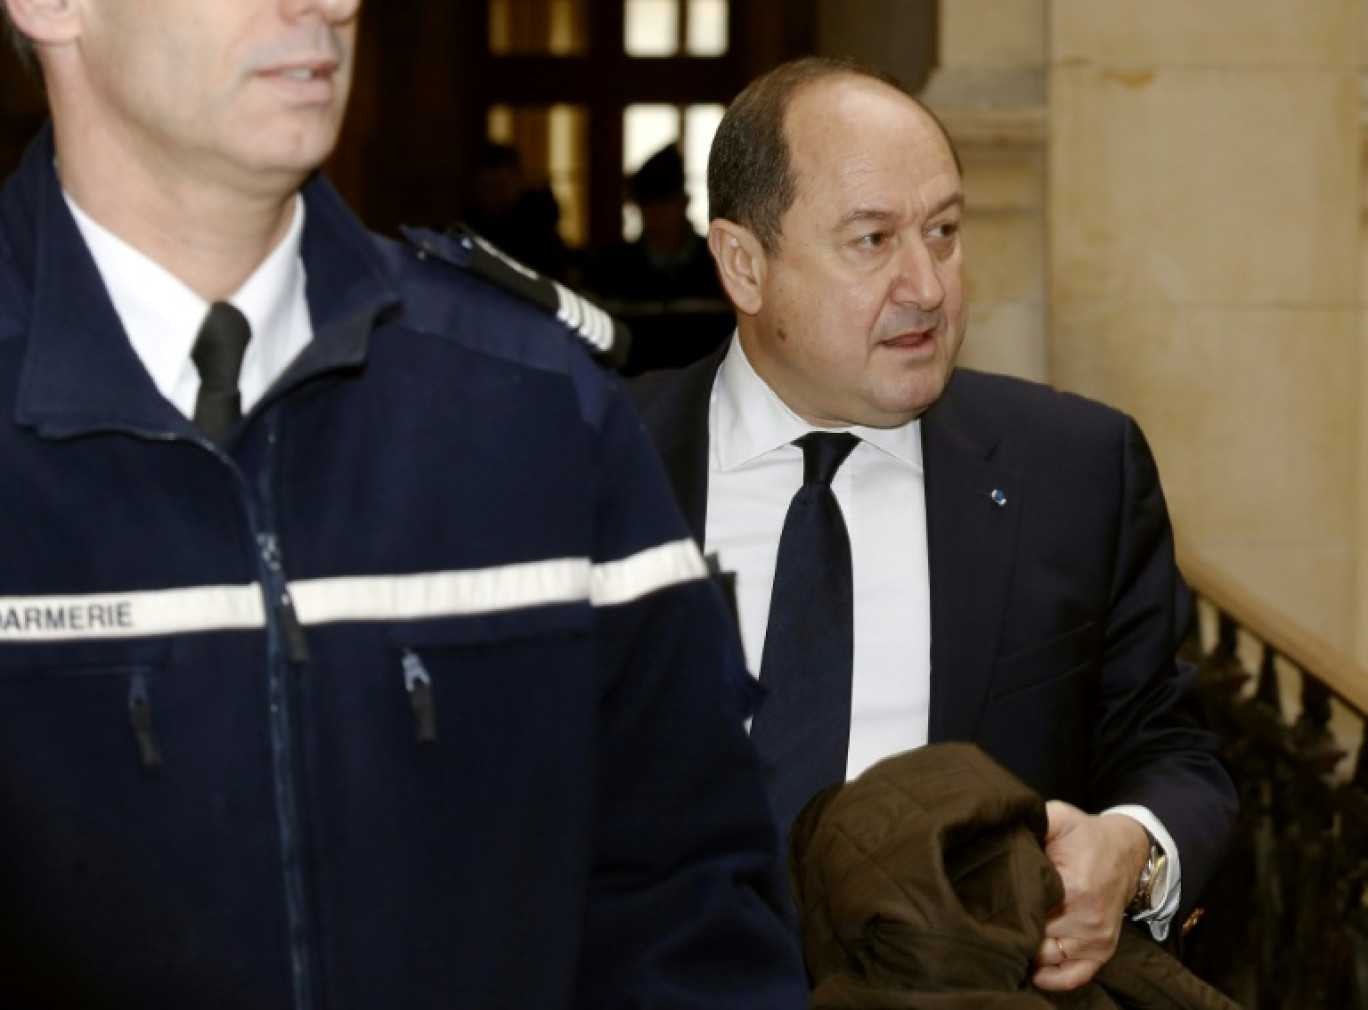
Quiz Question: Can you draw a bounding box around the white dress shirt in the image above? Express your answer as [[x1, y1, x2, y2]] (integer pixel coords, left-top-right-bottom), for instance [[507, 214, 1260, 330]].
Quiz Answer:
[[706, 335, 932, 780], [704, 335, 1181, 939], [64, 194, 313, 419]]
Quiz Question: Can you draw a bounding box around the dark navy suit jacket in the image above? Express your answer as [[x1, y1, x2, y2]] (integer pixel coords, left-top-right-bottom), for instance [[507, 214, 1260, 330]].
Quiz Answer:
[[631, 346, 1237, 917]]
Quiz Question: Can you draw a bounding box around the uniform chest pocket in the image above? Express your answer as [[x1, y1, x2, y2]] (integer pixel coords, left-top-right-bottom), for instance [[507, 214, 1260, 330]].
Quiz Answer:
[[0, 642, 172, 773], [386, 605, 594, 749]]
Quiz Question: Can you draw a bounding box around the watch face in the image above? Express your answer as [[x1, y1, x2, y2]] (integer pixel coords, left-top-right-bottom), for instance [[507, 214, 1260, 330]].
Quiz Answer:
[[1149, 852, 1171, 907]]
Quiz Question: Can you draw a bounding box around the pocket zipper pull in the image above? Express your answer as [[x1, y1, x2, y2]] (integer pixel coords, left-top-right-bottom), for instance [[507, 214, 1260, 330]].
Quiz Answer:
[[127, 672, 164, 772], [258, 532, 309, 664], [402, 649, 437, 745], [279, 593, 310, 665]]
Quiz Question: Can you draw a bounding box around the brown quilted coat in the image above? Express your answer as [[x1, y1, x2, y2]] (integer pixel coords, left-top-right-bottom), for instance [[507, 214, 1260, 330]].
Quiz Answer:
[[790, 742, 1239, 1010]]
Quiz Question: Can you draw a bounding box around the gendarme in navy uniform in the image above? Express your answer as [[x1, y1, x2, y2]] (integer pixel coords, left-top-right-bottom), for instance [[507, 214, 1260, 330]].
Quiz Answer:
[[0, 1, 805, 1006]]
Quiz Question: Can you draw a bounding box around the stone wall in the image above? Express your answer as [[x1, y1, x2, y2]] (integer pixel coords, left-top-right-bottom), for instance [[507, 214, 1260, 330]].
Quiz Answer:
[[1047, 0, 1363, 658]]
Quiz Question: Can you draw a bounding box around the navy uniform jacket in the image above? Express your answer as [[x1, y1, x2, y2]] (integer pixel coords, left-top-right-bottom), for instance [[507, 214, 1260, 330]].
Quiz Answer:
[[0, 127, 806, 1009], [631, 345, 1237, 920]]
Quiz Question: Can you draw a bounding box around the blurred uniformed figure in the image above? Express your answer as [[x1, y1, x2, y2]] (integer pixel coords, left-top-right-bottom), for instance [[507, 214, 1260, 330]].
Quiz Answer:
[[0, 1, 807, 1006]]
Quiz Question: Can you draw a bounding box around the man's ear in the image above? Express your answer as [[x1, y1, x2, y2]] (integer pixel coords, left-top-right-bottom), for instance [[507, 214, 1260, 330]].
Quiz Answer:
[[707, 219, 766, 317], [5, 0, 81, 47]]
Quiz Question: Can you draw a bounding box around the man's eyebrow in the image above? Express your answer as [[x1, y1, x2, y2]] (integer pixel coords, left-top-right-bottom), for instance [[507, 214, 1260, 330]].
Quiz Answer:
[[928, 193, 965, 217], [840, 193, 966, 229], [840, 207, 898, 227]]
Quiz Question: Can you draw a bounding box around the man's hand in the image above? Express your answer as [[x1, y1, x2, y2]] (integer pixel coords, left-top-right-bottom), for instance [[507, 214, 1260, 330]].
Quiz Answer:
[[1032, 800, 1150, 992]]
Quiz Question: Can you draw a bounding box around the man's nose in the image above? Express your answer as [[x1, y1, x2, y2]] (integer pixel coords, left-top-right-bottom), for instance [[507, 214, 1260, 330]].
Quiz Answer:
[[889, 239, 945, 311]]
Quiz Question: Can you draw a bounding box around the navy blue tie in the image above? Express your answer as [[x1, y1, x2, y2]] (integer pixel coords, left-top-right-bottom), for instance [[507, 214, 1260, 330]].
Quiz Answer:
[[191, 301, 251, 445], [751, 431, 859, 841]]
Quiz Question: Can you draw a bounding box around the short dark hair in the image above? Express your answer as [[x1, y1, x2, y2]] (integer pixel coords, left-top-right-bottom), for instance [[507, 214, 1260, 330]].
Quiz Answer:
[[1, 3, 37, 74], [707, 55, 960, 255]]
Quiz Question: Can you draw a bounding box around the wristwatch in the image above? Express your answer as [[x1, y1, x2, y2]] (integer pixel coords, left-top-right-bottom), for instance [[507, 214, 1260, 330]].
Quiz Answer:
[[1127, 831, 1170, 916]]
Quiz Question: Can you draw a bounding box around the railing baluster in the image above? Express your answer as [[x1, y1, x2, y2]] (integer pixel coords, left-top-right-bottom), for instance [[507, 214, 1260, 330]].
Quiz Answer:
[[1199, 610, 1249, 696], [1354, 730, 1368, 794], [1253, 644, 1282, 719], [1294, 675, 1346, 779]]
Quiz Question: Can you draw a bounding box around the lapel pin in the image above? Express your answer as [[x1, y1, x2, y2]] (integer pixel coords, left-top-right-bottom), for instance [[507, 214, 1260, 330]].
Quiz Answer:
[[989, 489, 1008, 508]]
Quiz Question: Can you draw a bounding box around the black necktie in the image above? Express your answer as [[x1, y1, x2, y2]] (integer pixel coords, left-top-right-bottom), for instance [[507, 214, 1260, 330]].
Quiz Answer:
[[751, 431, 859, 840], [191, 301, 251, 445]]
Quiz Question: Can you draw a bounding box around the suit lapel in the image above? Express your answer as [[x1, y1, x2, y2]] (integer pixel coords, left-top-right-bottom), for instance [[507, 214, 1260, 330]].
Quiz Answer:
[[922, 374, 1024, 742], [632, 345, 727, 546]]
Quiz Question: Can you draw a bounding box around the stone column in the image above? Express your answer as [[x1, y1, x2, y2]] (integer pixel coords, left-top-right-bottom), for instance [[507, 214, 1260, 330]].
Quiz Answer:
[[923, 0, 1050, 383], [1049, 0, 1364, 655]]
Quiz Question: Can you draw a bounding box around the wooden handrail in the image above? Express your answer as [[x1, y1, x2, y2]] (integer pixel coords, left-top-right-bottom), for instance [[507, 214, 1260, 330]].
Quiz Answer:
[[1178, 545, 1368, 716]]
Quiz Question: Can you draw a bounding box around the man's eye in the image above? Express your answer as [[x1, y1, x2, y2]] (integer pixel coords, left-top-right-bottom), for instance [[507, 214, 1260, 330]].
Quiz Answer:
[[928, 222, 959, 241], [856, 232, 888, 250]]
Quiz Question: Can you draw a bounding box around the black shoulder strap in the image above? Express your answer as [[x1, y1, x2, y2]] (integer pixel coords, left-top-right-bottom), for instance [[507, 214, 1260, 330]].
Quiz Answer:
[[401, 224, 631, 369]]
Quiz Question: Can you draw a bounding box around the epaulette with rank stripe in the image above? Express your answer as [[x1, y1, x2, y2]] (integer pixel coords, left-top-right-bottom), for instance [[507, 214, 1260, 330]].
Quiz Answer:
[[402, 224, 631, 369]]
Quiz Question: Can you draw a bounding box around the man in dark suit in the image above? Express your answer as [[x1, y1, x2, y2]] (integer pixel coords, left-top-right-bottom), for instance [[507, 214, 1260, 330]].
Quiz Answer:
[[631, 56, 1236, 994]]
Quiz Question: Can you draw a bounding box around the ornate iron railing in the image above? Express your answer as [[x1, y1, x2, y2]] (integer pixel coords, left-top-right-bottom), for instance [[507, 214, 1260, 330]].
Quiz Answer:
[[1179, 550, 1368, 1009]]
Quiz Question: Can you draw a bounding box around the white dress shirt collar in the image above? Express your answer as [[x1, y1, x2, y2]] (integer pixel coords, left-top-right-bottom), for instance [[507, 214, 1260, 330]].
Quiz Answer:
[[64, 193, 312, 419], [714, 334, 923, 472]]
